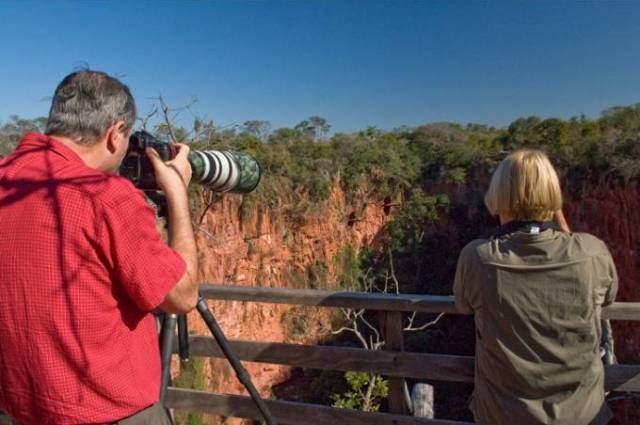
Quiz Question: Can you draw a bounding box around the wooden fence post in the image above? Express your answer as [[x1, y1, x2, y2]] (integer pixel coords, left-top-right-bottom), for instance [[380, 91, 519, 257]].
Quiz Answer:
[[411, 383, 434, 418], [380, 311, 406, 414]]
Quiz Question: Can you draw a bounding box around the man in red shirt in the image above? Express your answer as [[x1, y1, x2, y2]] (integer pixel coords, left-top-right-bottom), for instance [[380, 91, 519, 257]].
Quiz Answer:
[[0, 71, 199, 424]]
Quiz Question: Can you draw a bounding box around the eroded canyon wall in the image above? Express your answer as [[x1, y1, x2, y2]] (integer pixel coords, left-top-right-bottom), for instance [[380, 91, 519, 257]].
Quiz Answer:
[[177, 186, 391, 424]]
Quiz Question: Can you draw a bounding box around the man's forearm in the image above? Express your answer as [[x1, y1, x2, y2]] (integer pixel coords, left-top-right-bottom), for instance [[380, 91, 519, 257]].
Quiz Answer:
[[164, 188, 199, 310]]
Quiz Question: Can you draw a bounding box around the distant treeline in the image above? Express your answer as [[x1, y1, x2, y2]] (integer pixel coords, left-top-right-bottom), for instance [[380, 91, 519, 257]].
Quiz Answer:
[[2, 103, 640, 211]]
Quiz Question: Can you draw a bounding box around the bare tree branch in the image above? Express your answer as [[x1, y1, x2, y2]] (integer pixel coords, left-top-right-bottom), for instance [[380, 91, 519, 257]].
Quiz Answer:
[[351, 320, 370, 349], [152, 95, 200, 143], [387, 247, 400, 295], [363, 374, 377, 411], [404, 312, 446, 332], [157, 95, 179, 143], [197, 190, 222, 225], [331, 326, 356, 335], [360, 315, 382, 344], [138, 106, 158, 131], [406, 311, 418, 329]]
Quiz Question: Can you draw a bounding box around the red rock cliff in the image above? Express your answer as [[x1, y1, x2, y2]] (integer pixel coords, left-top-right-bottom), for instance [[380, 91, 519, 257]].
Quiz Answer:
[[564, 185, 640, 425], [179, 185, 391, 424]]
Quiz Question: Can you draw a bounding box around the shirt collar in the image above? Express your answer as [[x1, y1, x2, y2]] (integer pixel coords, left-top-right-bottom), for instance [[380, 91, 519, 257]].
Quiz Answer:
[[18, 132, 86, 166]]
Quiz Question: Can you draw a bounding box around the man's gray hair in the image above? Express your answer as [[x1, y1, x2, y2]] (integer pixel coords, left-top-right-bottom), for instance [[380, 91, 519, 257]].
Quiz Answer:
[[45, 70, 136, 145]]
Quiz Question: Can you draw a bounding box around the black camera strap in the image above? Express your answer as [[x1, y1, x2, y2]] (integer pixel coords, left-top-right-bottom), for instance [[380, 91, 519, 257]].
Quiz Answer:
[[486, 220, 558, 239]]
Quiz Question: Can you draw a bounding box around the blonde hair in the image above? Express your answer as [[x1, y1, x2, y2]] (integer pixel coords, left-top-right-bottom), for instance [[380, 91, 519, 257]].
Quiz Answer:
[[484, 149, 562, 221]]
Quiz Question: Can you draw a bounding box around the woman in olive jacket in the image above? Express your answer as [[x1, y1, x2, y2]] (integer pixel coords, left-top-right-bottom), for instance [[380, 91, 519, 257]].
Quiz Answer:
[[454, 149, 617, 425]]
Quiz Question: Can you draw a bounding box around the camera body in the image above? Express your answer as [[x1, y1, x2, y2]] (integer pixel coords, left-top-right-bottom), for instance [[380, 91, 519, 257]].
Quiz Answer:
[[120, 131, 174, 190], [120, 130, 261, 193]]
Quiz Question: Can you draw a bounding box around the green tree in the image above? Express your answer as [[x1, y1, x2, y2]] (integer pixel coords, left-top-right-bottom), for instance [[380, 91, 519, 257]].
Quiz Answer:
[[295, 116, 330, 140], [331, 371, 388, 412], [506, 116, 542, 147], [0, 115, 47, 156], [243, 120, 271, 141]]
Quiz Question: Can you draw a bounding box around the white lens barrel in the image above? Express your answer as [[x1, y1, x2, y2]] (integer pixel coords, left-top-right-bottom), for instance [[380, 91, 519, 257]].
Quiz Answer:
[[198, 150, 240, 192]]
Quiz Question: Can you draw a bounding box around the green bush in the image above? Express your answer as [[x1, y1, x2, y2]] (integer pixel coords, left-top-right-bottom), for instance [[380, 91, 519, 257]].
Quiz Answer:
[[333, 244, 363, 291], [331, 371, 388, 412]]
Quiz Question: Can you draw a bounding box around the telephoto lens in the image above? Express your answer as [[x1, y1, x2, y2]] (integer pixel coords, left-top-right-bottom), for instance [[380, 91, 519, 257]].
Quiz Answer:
[[189, 150, 261, 193], [120, 131, 261, 193]]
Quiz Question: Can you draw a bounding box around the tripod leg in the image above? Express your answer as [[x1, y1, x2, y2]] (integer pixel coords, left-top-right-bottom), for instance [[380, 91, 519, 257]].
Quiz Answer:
[[177, 314, 190, 362], [159, 313, 178, 405], [195, 295, 278, 425]]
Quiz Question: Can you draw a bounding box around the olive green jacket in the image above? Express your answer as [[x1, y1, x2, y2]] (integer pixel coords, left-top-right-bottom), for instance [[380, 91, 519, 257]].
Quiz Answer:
[[454, 229, 618, 425]]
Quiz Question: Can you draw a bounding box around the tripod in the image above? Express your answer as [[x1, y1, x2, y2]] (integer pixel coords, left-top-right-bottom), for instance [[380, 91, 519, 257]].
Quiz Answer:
[[150, 192, 277, 425]]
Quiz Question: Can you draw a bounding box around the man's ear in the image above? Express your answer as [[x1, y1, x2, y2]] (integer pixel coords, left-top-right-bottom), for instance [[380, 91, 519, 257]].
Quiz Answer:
[[105, 121, 126, 154]]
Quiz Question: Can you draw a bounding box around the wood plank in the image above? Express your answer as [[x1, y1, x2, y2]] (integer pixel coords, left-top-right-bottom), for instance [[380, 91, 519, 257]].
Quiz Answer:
[[165, 388, 473, 425], [381, 311, 408, 413], [177, 337, 474, 382], [605, 364, 640, 392], [199, 284, 459, 313], [175, 337, 640, 392], [199, 284, 640, 320], [603, 302, 640, 321]]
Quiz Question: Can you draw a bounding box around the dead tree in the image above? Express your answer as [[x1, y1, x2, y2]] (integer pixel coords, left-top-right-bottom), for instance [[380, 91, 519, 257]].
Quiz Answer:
[[331, 248, 444, 413]]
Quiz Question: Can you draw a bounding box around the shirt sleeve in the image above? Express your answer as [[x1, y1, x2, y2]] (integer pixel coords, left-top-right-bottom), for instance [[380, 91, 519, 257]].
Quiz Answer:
[[590, 237, 619, 307], [98, 186, 187, 312], [453, 244, 474, 315], [603, 253, 619, 307]]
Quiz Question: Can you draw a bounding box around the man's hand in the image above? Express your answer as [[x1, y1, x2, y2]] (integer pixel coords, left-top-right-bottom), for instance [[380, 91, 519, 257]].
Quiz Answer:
[[145, 143, 199, 313], [145, 144, 193, 194]]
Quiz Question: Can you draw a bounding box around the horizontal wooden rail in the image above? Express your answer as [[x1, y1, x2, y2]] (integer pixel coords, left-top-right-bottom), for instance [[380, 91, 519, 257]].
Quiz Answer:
[[166, 388, 473, 425], [174, 337, 640, 392], [175, 337, 473, 382], [607, 364, 640, 392], [199, 284, 458, 313], [199, 284, 640, 320], [604, 302, 640, 320]]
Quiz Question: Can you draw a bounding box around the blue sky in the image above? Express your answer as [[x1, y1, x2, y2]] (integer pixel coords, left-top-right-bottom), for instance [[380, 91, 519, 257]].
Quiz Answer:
[[0, 0, 639, 133]]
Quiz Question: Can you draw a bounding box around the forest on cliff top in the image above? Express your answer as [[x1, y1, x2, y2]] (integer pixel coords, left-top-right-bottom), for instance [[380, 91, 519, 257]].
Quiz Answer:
[[3, 103, 640, 203], [3, 104, 640, 220]]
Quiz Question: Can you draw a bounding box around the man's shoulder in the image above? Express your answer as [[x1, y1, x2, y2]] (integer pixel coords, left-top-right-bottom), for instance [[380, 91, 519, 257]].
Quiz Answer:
[[57, 165, 143, 209], [92, 175, 142, 209]]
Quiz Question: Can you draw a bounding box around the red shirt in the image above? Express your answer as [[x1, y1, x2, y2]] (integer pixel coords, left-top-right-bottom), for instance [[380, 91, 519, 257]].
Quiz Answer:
[[0, 133, 186, 424]]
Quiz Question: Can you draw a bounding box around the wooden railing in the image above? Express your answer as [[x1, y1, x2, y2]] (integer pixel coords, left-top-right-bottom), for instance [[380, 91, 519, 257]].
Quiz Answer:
[[165, 284, 640, 425]]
